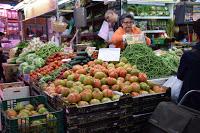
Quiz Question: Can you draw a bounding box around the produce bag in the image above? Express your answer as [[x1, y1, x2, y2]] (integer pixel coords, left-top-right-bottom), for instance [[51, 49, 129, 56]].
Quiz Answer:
[[123, 33, 146, 45], [163, 76, 182, 103]]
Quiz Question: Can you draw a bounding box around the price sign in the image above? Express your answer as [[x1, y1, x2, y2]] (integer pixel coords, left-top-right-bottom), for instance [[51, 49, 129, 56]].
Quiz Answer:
[[98, 48, 120, 61]]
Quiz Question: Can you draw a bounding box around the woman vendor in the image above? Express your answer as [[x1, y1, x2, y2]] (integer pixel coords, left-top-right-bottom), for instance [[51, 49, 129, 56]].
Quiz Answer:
[[111, 14, 151, 49]]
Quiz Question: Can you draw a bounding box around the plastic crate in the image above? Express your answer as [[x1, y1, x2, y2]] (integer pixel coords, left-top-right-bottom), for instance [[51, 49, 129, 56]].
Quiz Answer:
[[30, 82, 57, 110], [66, 108, 127, 126], [153, 38, 165, 45], [1, 95, 64, 133], [119, 113, 152, 127], [66, 118, 119, 133], [53, 94, 131, 115], [125, 88, 171, 114]]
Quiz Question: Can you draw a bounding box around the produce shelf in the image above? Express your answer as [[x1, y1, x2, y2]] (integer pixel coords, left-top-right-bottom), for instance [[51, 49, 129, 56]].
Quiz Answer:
[[143, 30, 166, 33], [134, 16, 171, 19], [127, 0, 177, 5]]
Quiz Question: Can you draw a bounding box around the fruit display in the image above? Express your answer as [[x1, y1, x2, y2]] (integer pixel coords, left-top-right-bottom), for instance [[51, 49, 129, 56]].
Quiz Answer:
[[122, 44, 180, 78], [127, 5, 170, 16], [46, 52, 76, 64], [30, 60, 63, 81], [6, 103, 50, 119], [43, 59, 166, 107]]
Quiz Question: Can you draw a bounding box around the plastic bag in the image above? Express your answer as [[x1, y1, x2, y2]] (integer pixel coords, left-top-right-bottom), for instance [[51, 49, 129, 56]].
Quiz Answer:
[[163, 76, 183, 103]]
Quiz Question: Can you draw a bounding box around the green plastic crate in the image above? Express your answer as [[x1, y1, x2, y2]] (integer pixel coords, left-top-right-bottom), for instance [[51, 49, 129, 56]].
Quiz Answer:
[[153, 38, 165, 45], [1, 95, 64, 133]]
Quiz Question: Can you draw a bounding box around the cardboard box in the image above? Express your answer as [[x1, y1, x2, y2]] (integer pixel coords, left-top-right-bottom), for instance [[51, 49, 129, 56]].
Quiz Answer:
[[0, 85, 30, 131], [0, 82, 24, 90]]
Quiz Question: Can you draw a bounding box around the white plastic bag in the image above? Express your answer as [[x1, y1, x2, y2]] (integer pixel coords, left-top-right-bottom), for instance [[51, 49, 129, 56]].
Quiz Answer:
[[163, 76, 183, 103]]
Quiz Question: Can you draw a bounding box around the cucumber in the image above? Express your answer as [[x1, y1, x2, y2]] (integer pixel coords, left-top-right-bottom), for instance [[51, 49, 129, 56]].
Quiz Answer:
[[69, 60, 81, 66], [77, 51, 88, 56], [82, 60, 88, 64], [72, 56, 86, 60]]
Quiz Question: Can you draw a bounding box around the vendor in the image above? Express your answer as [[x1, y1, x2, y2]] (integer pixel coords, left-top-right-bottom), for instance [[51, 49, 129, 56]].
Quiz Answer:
[[98, 10, 119, 47], [111, 14, 151, 49], [177, 19, 200, 106], [0, 32, 5, 82]]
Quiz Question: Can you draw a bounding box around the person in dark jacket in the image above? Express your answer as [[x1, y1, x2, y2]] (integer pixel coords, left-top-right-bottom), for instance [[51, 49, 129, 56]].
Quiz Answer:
[[177, 19, 200, 105], [0, 32, 5, 82]]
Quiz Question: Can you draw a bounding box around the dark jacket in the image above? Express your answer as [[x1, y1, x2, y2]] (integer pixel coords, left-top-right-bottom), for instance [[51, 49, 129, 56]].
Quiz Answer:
[[177, 42, 200, 102]]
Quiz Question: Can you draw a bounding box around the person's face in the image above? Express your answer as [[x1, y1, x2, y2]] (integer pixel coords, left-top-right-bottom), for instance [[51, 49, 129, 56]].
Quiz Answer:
[[107, 13, 118, 24], [122, 18, 133, 33]]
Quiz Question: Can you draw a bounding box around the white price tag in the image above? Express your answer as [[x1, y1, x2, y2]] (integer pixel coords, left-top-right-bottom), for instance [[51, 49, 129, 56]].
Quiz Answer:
[[98, 48, 120, 61]]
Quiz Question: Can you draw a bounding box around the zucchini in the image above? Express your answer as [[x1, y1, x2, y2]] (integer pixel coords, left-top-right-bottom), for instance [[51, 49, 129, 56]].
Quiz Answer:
[[77, 51, 88, 56], [82, 60, 88, 64], [72, 56, 86, 60], [69, 60, 81, 66]]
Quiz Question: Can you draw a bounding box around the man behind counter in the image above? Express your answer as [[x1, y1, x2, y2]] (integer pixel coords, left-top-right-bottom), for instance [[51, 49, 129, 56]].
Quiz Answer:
[[0, 32, 5, 82], [111, 14, 151, 49]]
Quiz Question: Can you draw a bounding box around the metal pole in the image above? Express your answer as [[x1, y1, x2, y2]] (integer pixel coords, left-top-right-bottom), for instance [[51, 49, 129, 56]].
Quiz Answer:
[[56, 0, 61, 45]]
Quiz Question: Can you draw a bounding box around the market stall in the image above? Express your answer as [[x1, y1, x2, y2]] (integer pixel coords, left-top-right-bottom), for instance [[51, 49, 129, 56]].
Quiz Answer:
[[1, 0, 200, 132]]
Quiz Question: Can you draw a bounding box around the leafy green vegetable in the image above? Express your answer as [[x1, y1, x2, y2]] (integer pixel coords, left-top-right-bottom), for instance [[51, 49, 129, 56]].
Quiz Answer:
[[22, 65, 35, 74], [122, 44, 175, 79], [16, 57, 25, 64], [19, 62, 29, 72], [33, 58, 45, 68], [35, 44, 62, 59]]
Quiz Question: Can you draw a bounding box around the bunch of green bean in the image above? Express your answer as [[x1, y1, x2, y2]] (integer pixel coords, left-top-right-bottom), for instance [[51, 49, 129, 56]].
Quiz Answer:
[[122, 44, 173, 79]]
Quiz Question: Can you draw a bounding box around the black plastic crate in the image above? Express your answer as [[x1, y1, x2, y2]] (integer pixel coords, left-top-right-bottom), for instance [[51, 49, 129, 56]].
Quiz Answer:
[[53, 94, 131, 115], [1, 95, 64, 133], [126, 88, 171, 114], [119, 113, 152, 127], [66, 108, 127, 126], [66, 118, 119, 133], [30, 82, 58, 110], [118, 123, 146, 133]]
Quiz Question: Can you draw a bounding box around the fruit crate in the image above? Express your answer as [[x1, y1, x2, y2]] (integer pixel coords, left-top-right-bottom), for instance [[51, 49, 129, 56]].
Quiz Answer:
[[125, 87, 171, 115], [53, 94, 132, 115], [119, 113, 152, 127], [30, 82, 57, 110], [66, 108, 127, 126], [1, 95, 64, 133], [66, 118, 119, 133]]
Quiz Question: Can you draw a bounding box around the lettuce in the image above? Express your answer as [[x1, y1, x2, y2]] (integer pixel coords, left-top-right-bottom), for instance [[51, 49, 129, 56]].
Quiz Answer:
[[22, 65, 35, 74], [33, 58, 45, 68]]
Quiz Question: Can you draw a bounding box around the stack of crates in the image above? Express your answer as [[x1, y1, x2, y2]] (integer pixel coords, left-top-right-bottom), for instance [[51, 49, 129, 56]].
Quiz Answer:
[[1, 96, 64, 133], [30, 81, 171, 133]]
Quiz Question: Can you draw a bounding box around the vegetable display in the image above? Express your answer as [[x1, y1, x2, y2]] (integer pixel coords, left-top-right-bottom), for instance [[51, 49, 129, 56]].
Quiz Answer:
[[46, 52, 76, 64], [160, 51, 180, 73], [122, 44, 178, 78], [21, 38, 46, 55], [35, 44, 62, 59], [15, 41, 29, 57], [127, 5, 170, 16]]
